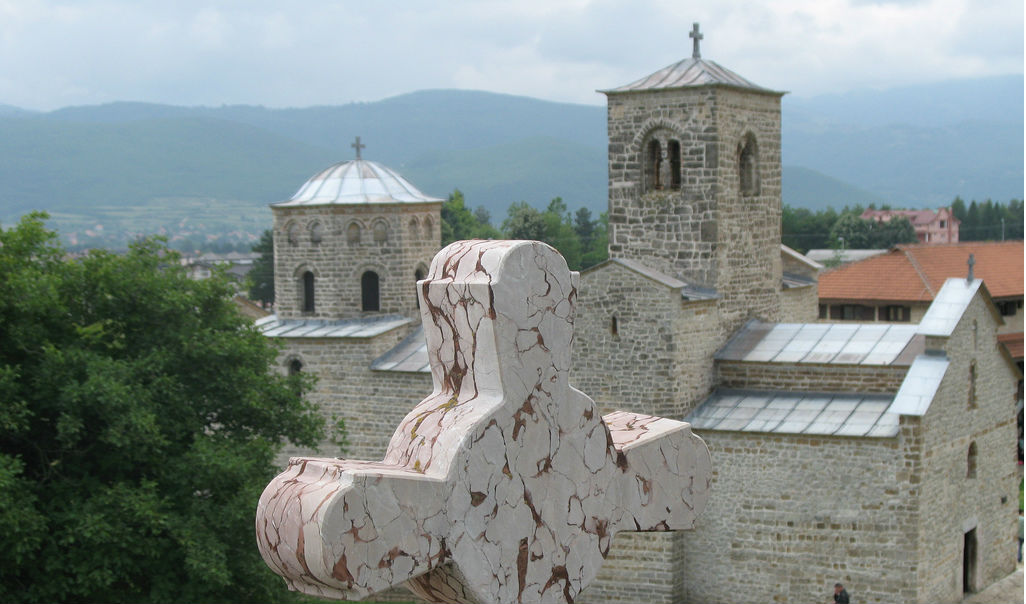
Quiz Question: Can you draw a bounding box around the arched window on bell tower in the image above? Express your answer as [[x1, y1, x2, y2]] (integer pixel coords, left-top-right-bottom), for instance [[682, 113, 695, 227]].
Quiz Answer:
[[301, 271, 315, 313], [645, 139, 662, 191], [738, 133, 759, 197], [668, 140, 681, 189], [361, 271, 380, 311]]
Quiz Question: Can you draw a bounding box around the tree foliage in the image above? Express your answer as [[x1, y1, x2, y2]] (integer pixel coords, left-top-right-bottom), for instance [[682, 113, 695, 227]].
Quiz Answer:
[[0, 213, 325, 603], [441, 189, 500, 244], [247, 229, 275, 306], [951, 197, 1024, 241], [441, 191, 608, 271]]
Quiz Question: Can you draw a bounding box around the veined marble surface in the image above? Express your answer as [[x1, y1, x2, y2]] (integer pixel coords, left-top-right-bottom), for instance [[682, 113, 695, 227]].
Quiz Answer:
[[256, 240, 712, 603]]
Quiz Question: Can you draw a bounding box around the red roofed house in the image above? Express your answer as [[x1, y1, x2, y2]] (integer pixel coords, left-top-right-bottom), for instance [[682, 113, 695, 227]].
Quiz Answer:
[[818, 241, 1023, 334], [862, 207, 960, 244]]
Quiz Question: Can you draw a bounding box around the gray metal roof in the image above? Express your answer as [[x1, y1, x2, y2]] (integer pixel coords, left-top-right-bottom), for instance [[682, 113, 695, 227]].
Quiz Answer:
[[370, 326, 431, 373], [917, 278, 982, 337], [805, 249, 887, 265], [687, 389, 900, 437], [716, 320, 922, 366], [602, 57, 781, 95], [581, 258, 719, 301], [272, 159, 443, 207], [888, 354, 950, 416], [782, 272, 817, 289], [256, 314, 411, 339]]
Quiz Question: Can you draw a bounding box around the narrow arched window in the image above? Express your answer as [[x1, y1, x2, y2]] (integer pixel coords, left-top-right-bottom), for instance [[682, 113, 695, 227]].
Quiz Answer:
[[310, 222, 324, 244], [373, 220, 388, 244], [611, 315, 619, 337], [646, 139, 662, 191], [288, 359, 303, 376], [968, 361, 977, 409], [423, 217, 434, 240], [668, 140, 681, 189], [409, 217, 420, 239], [361, 271, 380, 311], [967, 441, 977, 478], [302, 271, 315, 312], [286, 222, 299, 246], [739, 134, 759, 196], [346, 222, 361, 244], [414, 267, 426, 309]]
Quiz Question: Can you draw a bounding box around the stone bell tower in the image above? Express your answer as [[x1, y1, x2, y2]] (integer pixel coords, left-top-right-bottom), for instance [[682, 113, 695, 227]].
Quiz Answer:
[[601, 24, 785, 330]]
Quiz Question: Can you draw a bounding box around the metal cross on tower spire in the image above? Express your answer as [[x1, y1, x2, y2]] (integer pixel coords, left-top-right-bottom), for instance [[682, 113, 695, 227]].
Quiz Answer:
[[689, 23, 703, 59], [351, 136, 366, 160], [967, 253, 975, 283]]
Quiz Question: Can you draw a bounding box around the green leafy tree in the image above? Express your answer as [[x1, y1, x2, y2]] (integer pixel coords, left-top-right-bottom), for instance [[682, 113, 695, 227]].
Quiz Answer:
[[0, 213, 325, 603], [247, 229, 275, 306], [828, 212, 874, 249], [869, 215, 917, 248], [441, 189, 499, 245], [501, 201, 548, 241], [580, 212, 609, 270], [781, 205, 839, 253]]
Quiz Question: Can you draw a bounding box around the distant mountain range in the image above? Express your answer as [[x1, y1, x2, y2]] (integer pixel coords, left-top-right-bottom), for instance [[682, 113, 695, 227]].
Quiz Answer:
[[0, 76, 1021, 247]]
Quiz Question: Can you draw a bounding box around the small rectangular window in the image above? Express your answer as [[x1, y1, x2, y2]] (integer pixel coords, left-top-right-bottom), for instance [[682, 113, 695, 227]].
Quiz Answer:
[[818, 305, 827, 319], [882, 305, 911, 322]]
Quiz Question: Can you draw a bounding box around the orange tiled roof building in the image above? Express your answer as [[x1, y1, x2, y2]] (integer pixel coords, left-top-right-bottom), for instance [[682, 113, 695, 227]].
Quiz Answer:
[[819, 241, 1023, 338]]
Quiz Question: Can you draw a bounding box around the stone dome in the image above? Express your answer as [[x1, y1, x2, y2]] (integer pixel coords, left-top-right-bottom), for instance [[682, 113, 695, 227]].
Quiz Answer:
[[273, 159, 443, 207]]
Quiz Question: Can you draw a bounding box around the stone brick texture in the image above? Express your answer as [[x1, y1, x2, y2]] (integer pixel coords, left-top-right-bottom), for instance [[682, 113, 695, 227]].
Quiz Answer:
[[717, 361, 909, 394], [678, 295, 1019, 604], [781, 285, 819, 322], [605, 87, 784, 336], [273, 202, 440, 320]]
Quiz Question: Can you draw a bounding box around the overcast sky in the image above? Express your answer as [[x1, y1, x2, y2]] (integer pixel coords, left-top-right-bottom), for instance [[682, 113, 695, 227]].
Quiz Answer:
[[1, 0, 1022, 111]]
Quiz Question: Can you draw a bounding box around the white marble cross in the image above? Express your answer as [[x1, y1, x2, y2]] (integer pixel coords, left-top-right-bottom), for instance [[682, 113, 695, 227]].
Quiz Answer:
[[256, 240, 712, 604]]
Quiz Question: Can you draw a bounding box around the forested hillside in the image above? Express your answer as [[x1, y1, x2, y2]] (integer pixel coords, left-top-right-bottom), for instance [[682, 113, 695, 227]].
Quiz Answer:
[[0, 76, 1020, 250]]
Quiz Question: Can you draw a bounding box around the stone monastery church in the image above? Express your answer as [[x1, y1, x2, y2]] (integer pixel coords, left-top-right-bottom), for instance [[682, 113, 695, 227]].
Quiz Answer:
[[256, 29, 1020, 604]]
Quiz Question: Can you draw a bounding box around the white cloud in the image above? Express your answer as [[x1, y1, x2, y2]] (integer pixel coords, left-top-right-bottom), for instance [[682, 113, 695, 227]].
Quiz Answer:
[[0, 0, 1020, 110]]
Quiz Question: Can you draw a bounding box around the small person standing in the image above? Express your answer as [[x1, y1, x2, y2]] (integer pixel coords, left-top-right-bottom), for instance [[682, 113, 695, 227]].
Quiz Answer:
[[831, 582, 850, 604]]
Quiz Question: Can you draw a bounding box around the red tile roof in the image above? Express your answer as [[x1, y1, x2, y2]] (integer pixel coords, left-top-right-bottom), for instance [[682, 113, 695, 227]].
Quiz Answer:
[[998, 332, 1024, 361], [820, 241, 1024, 302]]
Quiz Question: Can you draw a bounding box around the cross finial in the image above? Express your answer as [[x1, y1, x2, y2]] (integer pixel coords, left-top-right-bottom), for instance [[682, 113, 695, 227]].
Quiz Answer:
[[690, 22, 703, 59], [351, 136, 366, 160], [967, 253, 975, 282]]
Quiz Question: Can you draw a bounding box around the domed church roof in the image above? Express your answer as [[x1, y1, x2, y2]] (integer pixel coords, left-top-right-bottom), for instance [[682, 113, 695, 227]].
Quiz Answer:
[[272, 158, 443, 207]]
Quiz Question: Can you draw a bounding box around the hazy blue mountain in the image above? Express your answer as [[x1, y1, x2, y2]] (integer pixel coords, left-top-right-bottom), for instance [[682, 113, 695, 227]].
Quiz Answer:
[[0, 103, 36, 117], [781, 166, 886, 210], [784, 75, 1024, 128], [0, 77, 1021, 247]]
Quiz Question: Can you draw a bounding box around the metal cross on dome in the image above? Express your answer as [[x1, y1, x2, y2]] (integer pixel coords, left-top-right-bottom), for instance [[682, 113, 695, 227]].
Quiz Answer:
[[351, 136, 366, 160], [690, 22, 703, 59]]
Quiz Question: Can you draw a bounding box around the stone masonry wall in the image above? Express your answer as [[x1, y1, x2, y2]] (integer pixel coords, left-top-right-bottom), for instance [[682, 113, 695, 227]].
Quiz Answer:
[[572, 262, 721, 602], [577, 533, 684, 604], [711, 88, 784, 333], [572, 262, 684, 418], [915, 295, 1019, 602], [273, 202, 440, 321], [605, 87, 784, 336], [717, 360, 909, 393], [274, 331, 433, 462], [682, 428, 921, 604], [781, 285, 819, 322]]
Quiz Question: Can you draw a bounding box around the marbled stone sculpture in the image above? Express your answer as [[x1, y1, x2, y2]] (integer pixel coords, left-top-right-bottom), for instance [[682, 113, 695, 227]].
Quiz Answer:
[[256, 240, 712, 603]]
